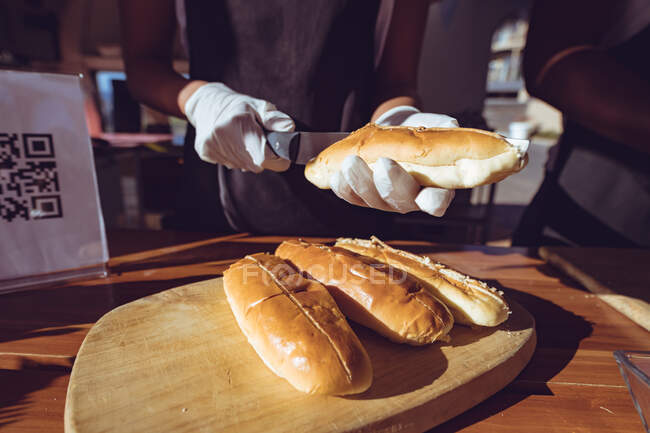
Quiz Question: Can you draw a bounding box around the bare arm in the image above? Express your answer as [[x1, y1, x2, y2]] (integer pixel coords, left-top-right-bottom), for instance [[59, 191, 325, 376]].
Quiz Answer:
[[118, 0, 205, 118], [524, 0, 650, 154], [371, 0, 430, 121]]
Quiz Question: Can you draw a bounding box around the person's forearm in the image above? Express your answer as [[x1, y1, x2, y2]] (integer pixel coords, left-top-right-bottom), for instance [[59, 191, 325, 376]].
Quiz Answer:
[[530, 49, 650, 155], [371, 0, 429, 122], [118, 0, 205, 119], [123, 58, 205, 118], [371, 96, 419, 122]]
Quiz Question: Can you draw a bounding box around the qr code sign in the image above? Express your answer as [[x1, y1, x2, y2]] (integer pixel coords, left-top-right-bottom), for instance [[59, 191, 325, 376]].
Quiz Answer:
[[0, 133, 63, 222]]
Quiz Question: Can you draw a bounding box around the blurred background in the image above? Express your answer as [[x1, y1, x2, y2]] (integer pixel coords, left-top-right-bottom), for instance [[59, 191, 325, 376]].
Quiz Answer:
[[0, 0, 562, 245]]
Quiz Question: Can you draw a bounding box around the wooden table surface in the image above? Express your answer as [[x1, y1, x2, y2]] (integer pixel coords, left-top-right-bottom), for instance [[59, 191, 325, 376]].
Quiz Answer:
[[1, 230, 648, 433]]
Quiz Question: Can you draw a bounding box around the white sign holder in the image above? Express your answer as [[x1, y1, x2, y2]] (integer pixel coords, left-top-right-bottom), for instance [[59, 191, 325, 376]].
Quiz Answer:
[[0, 70, 108, 294]]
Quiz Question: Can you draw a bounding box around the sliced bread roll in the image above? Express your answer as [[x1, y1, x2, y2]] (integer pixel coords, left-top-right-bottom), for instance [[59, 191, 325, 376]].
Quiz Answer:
[[336, 237, 510, 327], [223, 253, 372, 395], [304, 123, 528, 190], [275, 240, 454, 345]]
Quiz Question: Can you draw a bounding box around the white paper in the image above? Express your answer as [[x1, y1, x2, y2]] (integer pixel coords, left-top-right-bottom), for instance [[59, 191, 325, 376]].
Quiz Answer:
[[0, 70, 108, 283]]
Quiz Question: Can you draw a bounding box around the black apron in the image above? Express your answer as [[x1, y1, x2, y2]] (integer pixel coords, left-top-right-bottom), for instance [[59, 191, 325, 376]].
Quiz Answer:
[[513, 25, 650, 247], [177, 0, 393, 236]]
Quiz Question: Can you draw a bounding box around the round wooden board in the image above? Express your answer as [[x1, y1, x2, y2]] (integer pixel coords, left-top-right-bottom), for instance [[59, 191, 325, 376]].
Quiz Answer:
[[65, 277, 536, 433]]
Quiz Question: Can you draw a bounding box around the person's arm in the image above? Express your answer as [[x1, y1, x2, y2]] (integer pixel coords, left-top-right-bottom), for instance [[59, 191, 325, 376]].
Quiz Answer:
[[524, 0, 650, 154], [371, 0, 430, 121], [334, 0, 455, 218], [118, 0, 204, 118], [119, 0, 295, 173]]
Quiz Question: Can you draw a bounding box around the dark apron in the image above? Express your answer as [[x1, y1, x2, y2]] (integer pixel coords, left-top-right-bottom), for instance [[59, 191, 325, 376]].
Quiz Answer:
[[177, 0, 393, 236], [513, 25, 650, 247]]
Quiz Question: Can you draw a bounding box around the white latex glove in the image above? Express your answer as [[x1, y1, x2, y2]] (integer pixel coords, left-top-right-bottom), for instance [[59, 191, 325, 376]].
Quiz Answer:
[[330, 105, 458, 216], [184, 82, 295, 173]]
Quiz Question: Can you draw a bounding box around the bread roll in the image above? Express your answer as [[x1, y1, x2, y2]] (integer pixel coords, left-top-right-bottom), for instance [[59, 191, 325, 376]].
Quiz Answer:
[[304, 123, 528, 190], [223, 253, 372, 395], [336, 237, 510, 327], [275, 240, 453, 345]]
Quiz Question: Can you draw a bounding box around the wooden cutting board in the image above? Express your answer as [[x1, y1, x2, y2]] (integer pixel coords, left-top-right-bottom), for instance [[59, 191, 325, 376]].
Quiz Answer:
[[65, 277, 536, 433]]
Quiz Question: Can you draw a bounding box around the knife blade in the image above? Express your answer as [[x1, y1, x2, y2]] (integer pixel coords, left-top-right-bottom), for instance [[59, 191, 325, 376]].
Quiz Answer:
[[266, 131, 530, 165], [266, 131, 349, 165]]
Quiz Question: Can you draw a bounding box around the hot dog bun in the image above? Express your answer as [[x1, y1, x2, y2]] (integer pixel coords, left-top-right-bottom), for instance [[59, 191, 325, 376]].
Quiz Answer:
[[275, 240, 454, 345], [304, 123, 528, 190], [335, 237, 510, 327], [223, 253, 372, 395]]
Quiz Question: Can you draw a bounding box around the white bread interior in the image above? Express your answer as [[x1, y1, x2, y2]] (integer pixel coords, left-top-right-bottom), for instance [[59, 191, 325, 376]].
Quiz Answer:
[[304, 123, 528, 190]]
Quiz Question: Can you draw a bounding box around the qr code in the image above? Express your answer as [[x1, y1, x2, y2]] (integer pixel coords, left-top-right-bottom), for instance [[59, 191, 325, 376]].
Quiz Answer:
[[0, 133, 63, 222]]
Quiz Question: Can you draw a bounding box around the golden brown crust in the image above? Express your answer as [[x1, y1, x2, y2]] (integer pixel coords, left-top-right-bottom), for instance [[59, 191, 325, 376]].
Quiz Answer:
[[304, 123, 527, 189], [335, 237, 510, 327], [223, 253, 372, 395], [275, 240, 454, 345]]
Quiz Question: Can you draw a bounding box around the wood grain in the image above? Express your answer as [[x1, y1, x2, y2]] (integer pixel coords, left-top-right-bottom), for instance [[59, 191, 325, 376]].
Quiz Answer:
[[2, 231, 649, 433], [437, 385, 645, 432], [539, 246, 650, 331], [64, 277, 535, 433]]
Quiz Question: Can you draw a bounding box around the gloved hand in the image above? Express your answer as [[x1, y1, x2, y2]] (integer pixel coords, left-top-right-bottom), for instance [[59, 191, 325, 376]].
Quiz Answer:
[[184, 82, 295, 173], [330, 105, 458, 216]]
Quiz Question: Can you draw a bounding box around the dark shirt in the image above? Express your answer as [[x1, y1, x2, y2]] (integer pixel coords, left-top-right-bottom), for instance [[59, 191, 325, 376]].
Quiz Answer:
[[177, 0, 393, 236]]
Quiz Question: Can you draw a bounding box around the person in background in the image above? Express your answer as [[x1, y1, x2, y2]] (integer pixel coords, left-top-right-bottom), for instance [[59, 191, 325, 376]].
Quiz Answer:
[[119, 1, 459, 236], [513, 0, 650, 247]]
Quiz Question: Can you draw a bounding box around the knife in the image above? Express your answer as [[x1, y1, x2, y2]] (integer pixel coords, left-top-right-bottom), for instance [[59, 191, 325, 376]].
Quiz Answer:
[[266, 131, 348, 165]]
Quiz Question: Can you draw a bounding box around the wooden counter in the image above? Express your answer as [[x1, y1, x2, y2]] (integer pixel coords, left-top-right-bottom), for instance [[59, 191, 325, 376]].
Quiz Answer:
[[1, 230, 648, 432]]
